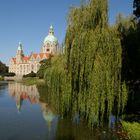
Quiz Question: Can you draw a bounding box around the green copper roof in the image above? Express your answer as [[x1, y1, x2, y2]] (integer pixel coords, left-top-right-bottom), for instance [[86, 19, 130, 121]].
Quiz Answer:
[[44, 35, 58, 44], [44, 26, 58, 44], [17, 42, 23, 50]]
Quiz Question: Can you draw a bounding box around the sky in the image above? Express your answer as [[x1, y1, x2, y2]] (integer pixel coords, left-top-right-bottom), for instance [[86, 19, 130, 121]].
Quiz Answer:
[[0, 0, 133, 65]]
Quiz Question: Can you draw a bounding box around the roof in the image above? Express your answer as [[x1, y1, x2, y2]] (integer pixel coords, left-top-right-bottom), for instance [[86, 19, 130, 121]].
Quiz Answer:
[[11, 53, 50, 64], [44, 34, 58, 44], [31, 53, 50, 60], [39, 53, 44, 59], [22, 56, 30, 61], [32, 53, 38, 59], [12, 58, 16, 64]]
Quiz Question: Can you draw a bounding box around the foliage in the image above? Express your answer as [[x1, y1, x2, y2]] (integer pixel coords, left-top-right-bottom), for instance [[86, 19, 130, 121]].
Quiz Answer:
[[23, 71, 36, 78], [133, 0, 140, 19], [116, 14, 140, 116], [116, 14, 140, 81], [37, 58, 51, 79], [0, 61, 8, 75], [44, 54, 72, 116], [65, 0, 127, 125], [4, 72, 16, 77], [19, 77, 45, 86], [122, 121, 140, 140], [44, 0, 128, 126]]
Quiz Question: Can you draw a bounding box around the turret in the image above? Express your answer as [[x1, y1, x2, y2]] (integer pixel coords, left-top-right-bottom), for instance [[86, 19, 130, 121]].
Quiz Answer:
[[16, 42, 24, 63]]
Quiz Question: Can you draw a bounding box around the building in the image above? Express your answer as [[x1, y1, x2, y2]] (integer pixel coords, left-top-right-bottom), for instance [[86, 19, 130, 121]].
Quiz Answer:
[[9, 26, 59, 76]]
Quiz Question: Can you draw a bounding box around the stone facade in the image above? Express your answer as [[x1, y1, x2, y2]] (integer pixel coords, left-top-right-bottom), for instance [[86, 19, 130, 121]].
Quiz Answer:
[[9, 26, 59, 76]]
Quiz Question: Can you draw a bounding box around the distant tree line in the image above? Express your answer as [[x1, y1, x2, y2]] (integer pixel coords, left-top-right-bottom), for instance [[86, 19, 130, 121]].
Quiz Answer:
[[0, 61, 8, 74], [0, 61, 16, 77]]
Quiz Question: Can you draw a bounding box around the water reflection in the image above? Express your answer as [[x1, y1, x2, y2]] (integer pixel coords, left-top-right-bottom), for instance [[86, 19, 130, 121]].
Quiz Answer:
[[9, 83, 40, 112], [6, 82, 118, 140], [8, 82, 58, 140], [0, 81, 8, 97], [40, 102, 59, 139]]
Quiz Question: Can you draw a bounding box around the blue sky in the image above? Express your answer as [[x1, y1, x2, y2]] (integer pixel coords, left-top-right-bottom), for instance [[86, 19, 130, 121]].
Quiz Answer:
[[0, 0, 133, 65]]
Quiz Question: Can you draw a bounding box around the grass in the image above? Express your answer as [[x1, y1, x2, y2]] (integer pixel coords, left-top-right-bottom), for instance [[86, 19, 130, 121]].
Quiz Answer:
[[122, 121, 140, 140], [17, 77, 45, 86]]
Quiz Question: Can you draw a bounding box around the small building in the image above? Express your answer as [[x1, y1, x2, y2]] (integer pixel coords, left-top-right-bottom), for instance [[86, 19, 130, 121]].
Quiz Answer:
[[9, 26, 59, 76]]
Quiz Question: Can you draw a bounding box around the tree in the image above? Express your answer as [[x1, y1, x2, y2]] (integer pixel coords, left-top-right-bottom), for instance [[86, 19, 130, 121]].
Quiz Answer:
[[133, 0, 140, 19], [44, 0, 128, 126], [37, 58, 51, 79], [116, 14, 140, 81], [0, 61, 8, 75]]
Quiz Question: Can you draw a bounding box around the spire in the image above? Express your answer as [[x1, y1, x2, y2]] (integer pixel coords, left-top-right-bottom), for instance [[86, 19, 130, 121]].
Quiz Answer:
[[17, 42, 24, 56], [49, 25, 54, 35], [17, 42, 23, 50]]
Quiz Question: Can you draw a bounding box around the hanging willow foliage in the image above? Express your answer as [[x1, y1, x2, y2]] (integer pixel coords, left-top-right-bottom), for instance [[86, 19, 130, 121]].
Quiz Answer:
[[44, 0, 128, 127]]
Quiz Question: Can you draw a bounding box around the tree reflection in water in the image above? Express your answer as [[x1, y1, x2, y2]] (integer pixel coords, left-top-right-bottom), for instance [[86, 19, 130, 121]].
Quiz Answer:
[[8, 83, 118, 140]]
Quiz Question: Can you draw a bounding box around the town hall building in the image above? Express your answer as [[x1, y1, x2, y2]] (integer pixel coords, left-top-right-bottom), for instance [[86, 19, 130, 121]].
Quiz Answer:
[[9, 26, 59, 76]]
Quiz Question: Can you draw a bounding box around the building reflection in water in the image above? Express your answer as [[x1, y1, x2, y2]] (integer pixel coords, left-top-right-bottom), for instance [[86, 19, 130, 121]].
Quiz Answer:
[[40, 102, 58, 139], [8, 82, 40, 112], [8, 82, 58, 139]]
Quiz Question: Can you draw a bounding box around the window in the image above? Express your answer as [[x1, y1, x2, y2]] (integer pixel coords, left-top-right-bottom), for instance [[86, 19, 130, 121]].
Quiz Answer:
[[47, 49, 50, 52]]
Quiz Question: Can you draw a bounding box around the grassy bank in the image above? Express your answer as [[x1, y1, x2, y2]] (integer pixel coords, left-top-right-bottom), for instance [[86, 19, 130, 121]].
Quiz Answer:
[[121, 121, 140, 140], [17, 77, 45, 86]]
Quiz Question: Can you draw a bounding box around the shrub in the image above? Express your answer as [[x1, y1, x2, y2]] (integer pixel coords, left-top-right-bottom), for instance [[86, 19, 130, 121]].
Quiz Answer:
[[4, 72, 16, 77], [122, 121, 140, 140], [23, 71, 36, 78]]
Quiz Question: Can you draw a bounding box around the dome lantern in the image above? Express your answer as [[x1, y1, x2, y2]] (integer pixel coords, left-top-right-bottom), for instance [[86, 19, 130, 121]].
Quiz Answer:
[[49, 25, 54, 35]]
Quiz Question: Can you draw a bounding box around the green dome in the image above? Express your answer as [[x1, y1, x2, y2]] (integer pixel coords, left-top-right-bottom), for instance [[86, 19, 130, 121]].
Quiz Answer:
[[44, 26, 58, 45], [44, 34, 58, 44]]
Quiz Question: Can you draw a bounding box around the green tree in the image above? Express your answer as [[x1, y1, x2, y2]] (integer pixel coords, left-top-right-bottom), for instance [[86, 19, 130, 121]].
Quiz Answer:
[[133, 0, 140, 19], [116, 13, 140, 116], [37, 58, 51, 79], [0, 61, 8, 75], [116, 14, 140, 81], [45, 0, 128, 126]]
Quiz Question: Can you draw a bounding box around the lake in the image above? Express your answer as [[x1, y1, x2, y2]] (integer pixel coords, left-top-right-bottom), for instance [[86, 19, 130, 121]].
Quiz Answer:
[[0, 81, 119, 140]]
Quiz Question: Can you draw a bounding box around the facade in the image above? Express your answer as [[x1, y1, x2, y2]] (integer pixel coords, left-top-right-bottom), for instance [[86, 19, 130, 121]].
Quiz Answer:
[[9, 26, 59, 76]]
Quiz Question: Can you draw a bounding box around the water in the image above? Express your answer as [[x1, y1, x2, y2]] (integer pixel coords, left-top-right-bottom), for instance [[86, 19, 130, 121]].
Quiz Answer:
[[0, 82, 119, 140]]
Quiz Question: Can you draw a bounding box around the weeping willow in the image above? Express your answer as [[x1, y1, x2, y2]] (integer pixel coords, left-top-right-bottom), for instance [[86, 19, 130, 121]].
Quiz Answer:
[[44, 0, 128, 126]]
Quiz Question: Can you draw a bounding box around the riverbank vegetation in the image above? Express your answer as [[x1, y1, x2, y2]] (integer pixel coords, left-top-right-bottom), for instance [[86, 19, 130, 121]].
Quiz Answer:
[[17, 77, 45, 86], [122, 121, 140, 140], [0, 61, 9, 80], [32, 0, 140, 135], [40, 0, 129, 127]]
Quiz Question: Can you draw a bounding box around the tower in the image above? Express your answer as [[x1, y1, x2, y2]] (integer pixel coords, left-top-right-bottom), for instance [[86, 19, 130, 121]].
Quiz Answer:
[[16, 42, 24, 63], [42, 25, 59, 54]]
